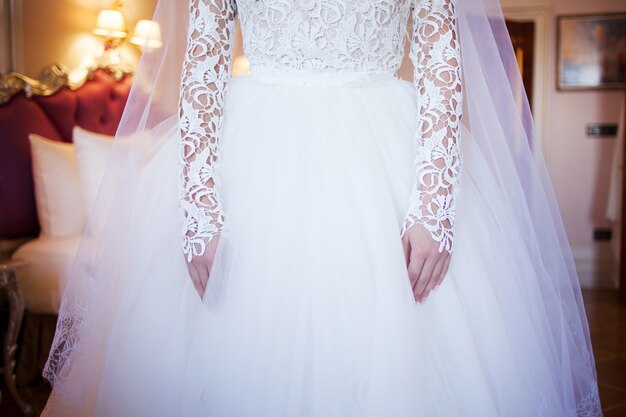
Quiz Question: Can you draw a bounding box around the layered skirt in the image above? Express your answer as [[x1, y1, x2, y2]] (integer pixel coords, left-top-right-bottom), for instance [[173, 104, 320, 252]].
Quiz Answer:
[[42, 71, 600, 417]]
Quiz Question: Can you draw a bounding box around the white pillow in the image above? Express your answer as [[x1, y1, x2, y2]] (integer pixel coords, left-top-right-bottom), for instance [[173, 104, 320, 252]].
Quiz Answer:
[[28, 134, 86, 238], [72, 127, 114, 214]]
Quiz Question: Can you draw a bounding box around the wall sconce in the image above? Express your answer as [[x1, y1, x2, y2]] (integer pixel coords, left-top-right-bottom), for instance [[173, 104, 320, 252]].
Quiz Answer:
[[130, 20, 162, 49], [88, 5, 133, 78], [93, 9, 127, 50]]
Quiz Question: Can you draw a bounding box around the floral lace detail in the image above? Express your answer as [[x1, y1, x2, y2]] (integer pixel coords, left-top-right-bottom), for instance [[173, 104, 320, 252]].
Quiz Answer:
[[178, 0, 237, 261], [569, 384, 602, 417], [400, 0, 463, 253], [180, 0, 462, 256], [237, 0, 412, 74]]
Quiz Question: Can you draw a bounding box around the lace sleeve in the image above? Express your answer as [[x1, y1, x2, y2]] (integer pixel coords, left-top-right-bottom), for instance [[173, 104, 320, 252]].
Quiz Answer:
[[178, 0, 237, 262], [401, 0, 463, 253]]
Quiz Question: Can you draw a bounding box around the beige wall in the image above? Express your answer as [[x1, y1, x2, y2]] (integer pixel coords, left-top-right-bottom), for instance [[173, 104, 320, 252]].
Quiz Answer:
[[496, 0, 625, 258], [16, 0, 157, 77]]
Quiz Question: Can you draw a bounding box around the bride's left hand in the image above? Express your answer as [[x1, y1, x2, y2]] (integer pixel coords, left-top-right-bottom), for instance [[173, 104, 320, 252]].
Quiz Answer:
[[401, 224, 451, 304], [185, 235, 221, 299]]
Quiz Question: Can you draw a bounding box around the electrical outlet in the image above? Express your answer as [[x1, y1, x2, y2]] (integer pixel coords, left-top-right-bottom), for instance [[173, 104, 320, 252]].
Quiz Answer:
[[593, 228, 612, 241], [586, 124, 618, 138]]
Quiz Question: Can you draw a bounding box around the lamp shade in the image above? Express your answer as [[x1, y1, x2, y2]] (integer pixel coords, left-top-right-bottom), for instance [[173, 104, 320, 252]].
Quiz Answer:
[[130, 20, 162, 48], [93, 9, 127, 39]]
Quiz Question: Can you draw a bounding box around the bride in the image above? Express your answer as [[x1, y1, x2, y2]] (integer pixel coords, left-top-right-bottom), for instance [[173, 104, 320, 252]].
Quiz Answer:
[[41, 0, 602, 416]]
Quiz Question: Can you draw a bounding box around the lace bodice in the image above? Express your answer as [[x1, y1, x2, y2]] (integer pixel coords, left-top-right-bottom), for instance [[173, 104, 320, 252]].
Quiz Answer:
[[238, 0, 411, 74], [179, 0, 462, 260]]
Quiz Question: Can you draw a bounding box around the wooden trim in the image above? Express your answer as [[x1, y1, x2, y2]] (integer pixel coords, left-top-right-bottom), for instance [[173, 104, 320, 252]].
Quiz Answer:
[[572, 242, 618, 289], [618, 76, 626, 305]]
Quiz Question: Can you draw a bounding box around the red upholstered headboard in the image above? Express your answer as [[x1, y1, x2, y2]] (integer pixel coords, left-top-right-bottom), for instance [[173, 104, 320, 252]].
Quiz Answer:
[[0, 70, 132, 239]]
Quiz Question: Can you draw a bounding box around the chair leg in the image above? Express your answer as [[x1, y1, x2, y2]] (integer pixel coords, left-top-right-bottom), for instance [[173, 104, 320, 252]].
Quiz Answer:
[[1, 267, 34, 416]]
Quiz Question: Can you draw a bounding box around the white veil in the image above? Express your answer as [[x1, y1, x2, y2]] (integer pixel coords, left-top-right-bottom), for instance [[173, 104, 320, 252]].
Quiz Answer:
[[42, 0, 601, 414]]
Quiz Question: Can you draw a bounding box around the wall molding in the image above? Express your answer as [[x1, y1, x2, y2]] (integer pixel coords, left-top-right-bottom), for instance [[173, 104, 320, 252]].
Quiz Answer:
[[571, 242, 618, 289]]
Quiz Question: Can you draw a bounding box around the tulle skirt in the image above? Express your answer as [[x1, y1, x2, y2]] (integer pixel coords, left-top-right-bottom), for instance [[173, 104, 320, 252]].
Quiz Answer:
[[42, 72, 601, 416]]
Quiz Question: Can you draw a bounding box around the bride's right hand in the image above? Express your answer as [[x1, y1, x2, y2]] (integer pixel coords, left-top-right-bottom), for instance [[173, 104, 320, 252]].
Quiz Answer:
[[185, 235, 221, 299], [401, 224, 451, 304]]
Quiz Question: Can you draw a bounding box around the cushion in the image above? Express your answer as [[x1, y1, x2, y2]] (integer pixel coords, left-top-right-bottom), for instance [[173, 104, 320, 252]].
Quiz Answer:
[[73, 127, 114, 213], [12, 235, 82, 314], [33, 72, 132, 141], [28, 134, 85, 238]]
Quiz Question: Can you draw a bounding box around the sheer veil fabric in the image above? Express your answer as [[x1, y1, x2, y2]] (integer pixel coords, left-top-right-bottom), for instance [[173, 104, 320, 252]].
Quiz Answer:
[[41, 0, 602, 416]]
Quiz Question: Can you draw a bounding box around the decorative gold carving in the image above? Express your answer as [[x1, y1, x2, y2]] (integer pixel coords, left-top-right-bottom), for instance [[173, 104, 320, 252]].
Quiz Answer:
[[0, 63, 70, 105], [0, 73, 23, 106], [0, 61, 133, 106]]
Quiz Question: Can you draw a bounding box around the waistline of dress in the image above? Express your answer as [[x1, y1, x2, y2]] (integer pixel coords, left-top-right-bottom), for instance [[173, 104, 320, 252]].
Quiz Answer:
[[248, 66, 399, 87]]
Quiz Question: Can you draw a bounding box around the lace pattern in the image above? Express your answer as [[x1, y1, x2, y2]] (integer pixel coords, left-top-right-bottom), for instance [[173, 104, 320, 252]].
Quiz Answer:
[[400, 0, 463, 253], [180, 0, 463, 256], [237, 0, 412, 74], [178, 0, 237, 261]]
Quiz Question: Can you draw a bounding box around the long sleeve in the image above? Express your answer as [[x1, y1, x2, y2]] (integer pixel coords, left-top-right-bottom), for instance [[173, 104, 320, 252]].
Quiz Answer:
[[401, 0, 463, 253], [178, 0, 237, 261]]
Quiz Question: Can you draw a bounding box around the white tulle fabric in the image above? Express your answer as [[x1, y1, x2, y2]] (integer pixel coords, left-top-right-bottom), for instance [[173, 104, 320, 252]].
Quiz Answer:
[[41, 0, 602, 415], [180, 0, 462, 259]]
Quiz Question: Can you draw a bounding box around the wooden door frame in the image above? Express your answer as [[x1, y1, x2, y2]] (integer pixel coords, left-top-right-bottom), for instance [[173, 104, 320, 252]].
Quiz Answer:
[[502, 6, 551, 163], [617, 83, 626, 305]]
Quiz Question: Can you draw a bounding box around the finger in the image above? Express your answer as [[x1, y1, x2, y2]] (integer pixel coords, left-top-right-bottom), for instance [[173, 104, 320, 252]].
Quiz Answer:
[[195, 262, 209, 294], [187, 262, 199, 283], [187, 263, 203, 298], [414, 255, 437, 302], [424, 256, 446, 299], [436, 256, 452, 288], [402, 236, 411, 268], [407, 243, 424, 287], [408, 254, 426, 292]]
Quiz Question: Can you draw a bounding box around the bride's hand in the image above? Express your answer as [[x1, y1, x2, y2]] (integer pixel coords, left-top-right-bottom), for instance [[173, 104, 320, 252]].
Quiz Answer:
[[185, 235, 221, 299], [402, 224, 451, 304]]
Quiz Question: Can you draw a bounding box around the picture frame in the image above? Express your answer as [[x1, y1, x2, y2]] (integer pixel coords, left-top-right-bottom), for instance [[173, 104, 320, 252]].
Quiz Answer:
[[557, 13, 626, 91]]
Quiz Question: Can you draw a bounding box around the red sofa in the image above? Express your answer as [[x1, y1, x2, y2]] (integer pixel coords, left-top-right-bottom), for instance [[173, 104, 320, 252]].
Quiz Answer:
[[0, 70, 132, 239], [0, 69, 132, 394]]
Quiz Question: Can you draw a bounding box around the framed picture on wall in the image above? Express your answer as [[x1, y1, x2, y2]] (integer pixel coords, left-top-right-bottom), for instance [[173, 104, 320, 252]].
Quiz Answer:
[[557, 13, 626, 90]]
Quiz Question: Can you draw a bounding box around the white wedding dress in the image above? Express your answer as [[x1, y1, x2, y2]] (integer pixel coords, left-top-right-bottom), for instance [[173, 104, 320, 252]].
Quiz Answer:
[[41, 0, 602, 416]]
